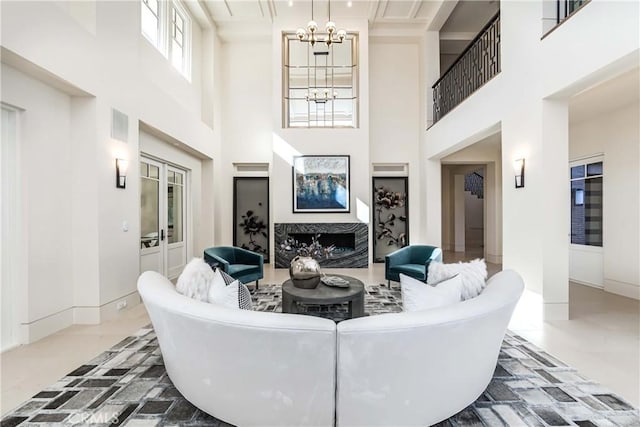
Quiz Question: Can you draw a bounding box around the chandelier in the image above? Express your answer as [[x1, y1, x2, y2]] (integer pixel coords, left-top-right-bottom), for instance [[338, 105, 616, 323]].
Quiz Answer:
[[296, 0, 346, 48], [305, 88, 338, 103]]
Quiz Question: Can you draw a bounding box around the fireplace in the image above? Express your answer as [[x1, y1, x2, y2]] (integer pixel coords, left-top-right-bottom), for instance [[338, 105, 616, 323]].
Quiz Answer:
[[275, 223, 368, 268], [289, 233, 356, 254]]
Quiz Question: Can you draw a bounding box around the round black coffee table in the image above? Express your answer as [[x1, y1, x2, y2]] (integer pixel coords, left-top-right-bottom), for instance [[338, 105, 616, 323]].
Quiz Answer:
[[282, 275, 365, 319]]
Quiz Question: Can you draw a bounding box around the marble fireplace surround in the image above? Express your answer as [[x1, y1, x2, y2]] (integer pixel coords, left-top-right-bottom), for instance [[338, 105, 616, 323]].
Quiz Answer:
[[274, 223, 369, 268]]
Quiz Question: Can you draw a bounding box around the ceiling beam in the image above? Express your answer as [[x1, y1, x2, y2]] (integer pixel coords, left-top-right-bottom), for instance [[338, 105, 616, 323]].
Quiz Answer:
[[408, 0, 423, 19], [427, 0, 458, 31], [257, 0, 266, 18], [184, 0, 215, 28], [379, 0, 390, 18], [267, 0, 277, 22], [368, 0, 380, 22], [222, 0, 233, 17]]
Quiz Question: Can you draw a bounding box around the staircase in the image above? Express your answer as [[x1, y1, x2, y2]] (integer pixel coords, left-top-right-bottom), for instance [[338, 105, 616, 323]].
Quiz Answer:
[[464, 171, 484, 199]]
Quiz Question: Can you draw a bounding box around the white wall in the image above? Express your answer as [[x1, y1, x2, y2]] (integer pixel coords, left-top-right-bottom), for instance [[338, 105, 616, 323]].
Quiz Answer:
[[216, 23, 427, 267], [219, 41, 274, 247], [1, 64, 75, 340], [1, 102, 26, 351], [424, 0, 639, 318], [1, 0, 219, 341], [369, 41, 421, 245], [139, 130, 210, 259], [214, 18, 373, 262], [271, 19, 370, 235], [570, 102, 640, 299], [441, 139, 502, 263], [540, 0, 640, 99]]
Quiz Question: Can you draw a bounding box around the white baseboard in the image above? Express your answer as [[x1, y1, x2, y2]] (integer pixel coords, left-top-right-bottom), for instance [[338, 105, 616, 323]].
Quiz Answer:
[[570, 279, 604, 290], [74, 292, 142, 324], [604, 279, 640, 300], [100, 292, 141, 322], [23, 308, 74, 344], [543, 302, 569, 321], [21, 293, 142, 345]]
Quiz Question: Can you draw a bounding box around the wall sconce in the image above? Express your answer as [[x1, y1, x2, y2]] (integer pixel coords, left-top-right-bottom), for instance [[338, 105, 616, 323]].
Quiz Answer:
[[116, 158, 129, 189], [513, 158, 525, 188]]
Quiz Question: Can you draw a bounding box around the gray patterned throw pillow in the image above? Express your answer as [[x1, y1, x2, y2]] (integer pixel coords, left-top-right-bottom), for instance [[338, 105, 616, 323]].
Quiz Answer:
[[217, 268, 253, 311]]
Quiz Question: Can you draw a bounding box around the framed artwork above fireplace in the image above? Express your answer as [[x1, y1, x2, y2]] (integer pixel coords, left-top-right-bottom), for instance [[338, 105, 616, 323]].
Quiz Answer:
[[292, 155, 350, 213]]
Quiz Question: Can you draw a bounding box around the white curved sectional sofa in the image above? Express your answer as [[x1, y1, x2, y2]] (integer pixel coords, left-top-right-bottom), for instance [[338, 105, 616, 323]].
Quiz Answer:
[[138, 269, 524, 427]]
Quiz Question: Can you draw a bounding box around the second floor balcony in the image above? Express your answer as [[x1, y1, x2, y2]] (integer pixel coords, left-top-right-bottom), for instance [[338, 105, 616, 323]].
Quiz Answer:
[[432, 12, 501, 124]]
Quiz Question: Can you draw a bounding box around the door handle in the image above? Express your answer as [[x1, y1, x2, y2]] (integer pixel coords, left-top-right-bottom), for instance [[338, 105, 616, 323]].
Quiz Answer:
[[160, 229, 165, 241]]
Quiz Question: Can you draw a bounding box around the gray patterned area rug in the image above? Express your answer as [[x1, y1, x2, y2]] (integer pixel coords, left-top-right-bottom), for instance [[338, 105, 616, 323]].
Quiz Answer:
[[2, 284, 638, 427]]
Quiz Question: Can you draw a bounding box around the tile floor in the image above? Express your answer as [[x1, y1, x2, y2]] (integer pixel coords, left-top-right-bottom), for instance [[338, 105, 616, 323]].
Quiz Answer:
[[1, 258, 638, 417]]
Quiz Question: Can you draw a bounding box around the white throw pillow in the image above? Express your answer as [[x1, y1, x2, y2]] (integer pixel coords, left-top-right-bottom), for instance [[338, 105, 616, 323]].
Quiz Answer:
[[427, 258, 488, 300], [176, 258, 214, 302], [208, 269, 253, 310], [400, 273, 462, 312]]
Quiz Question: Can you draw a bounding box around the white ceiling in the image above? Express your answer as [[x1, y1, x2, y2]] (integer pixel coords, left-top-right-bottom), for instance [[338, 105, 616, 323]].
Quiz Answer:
[[186, 0, 499, 50], [202, 0, 441, 24], [569, 67, 640, 123], [439, 0, 499, 56], [440, 0, 498, 33], [191, 0, 466, 39]]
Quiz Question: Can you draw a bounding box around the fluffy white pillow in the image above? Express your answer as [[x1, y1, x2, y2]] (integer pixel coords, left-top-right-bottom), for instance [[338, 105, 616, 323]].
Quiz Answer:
[[208, 269, 252, 310], [400, 273, 462, 312], [176, 258, 214, 302], [427, 259, 488, 300]]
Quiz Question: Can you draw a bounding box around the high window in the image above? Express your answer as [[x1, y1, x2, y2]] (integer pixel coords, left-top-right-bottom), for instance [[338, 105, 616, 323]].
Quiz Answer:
[[283, 33, 358, 128], [141, 0, 191, 79], [570, 159, 603, 246], [542, 0, 589, 35], [141, 0, 160, 47]]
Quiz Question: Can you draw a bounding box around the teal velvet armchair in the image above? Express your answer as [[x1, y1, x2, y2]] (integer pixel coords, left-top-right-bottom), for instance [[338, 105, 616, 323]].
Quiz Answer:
[[203, 246, 264, 290], [384, 245, 443, 287]]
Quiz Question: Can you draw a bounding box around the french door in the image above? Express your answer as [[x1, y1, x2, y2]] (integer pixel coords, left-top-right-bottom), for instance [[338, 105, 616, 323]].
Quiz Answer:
[[140, 157, 188, 279]]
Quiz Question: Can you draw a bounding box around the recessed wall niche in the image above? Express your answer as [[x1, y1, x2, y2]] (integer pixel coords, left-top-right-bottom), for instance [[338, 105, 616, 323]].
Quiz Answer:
[[233, 177, 270, 263], [372, 176, 409, 262]]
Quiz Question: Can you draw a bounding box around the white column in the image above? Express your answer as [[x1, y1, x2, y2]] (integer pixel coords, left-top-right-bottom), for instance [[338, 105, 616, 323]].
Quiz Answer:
[[441, 167, 452, 251], [484, 161, 503, 264], [424, 158, 442, 246], [454, 174, 466, 252], [419, 31, 442, 245], [70, 97, 101, 324], [541, 99, 569, 320]]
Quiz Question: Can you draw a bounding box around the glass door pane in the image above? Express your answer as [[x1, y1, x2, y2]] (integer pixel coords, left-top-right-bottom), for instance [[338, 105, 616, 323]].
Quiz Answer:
[[167, 169, 184, 244], [140, 161, 160, 249]]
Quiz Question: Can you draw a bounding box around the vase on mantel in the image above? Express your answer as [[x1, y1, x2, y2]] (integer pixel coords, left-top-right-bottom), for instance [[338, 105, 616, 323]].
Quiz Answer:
[[289, 256, 322, 289]]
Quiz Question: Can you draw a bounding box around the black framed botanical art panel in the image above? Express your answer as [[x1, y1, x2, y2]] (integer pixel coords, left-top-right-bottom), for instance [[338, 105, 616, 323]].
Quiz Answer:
[[293, 155, 350, 213], [233, 177, 270, 263], [372, 176, 409, 263]]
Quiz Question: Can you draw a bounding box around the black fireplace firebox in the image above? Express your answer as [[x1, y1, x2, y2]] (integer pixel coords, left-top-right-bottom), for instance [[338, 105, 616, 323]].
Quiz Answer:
[[289, 233, 356, 253], [275, 223, 368, 268]]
